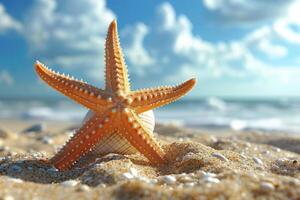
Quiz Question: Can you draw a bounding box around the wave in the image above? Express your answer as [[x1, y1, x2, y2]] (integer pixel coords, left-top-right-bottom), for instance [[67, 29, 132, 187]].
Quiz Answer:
[[20, 107, 85, 121], [0, 99, 86, 122], [1, 97, 300, 133], [206, 97, 227, 111]]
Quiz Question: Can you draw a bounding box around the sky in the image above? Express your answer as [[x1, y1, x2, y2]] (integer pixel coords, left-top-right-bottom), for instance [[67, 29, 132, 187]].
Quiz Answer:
[[0, 0, 300, 99]]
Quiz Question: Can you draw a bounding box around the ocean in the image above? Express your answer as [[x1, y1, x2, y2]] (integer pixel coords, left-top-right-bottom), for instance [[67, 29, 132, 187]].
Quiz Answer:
[[1, 97, 300, 133]]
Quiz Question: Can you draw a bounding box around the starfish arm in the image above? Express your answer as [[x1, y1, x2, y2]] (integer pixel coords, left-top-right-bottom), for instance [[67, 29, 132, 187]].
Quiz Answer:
[[129, 78, 196, 113], [50, 112, 114, 170], [105, 20, 130, 93], [35, 61, 112, 112], [120, 110, 166, 165]]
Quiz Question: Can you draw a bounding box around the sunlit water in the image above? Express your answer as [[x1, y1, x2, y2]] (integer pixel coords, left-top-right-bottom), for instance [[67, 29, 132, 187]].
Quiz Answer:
[[1, 97, 300, 133]]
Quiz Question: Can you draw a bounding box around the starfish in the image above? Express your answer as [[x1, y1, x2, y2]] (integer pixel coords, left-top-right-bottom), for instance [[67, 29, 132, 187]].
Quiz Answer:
[[35, 20, 196, 170]]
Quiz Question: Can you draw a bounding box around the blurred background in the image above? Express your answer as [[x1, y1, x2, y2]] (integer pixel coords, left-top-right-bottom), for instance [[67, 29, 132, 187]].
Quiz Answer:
[[0, 0, 300, 133]]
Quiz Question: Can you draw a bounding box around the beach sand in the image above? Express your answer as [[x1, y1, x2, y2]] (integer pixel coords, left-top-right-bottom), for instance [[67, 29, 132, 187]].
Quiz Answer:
[[0, 120, 300, 199]]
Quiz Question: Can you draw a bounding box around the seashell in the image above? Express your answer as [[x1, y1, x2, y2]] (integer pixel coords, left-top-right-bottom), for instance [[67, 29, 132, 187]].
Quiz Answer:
[[82, 109, 155, 156]]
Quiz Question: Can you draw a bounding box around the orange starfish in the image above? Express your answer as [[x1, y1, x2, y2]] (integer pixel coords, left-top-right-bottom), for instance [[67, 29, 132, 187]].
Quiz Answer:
[[35, 20, 196, 170]]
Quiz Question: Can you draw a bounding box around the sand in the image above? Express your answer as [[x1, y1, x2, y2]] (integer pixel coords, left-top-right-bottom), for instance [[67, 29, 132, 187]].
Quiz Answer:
[[0, 120, 300, 199]]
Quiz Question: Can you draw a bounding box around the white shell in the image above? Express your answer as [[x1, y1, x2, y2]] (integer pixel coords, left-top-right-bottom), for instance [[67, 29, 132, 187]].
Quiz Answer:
[[82, 109, 155, 155]]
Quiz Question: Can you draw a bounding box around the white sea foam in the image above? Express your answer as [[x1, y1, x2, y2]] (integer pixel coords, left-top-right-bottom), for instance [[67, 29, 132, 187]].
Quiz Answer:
[[229, 118, 285, 131], [206, 97, 227, 111], [230, 119, 247, 131]]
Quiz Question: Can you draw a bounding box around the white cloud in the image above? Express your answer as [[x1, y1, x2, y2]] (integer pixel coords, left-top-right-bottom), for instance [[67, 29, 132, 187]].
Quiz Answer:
[[151, 2, 256, 82], [273, 1, 300, 44], [244, 26, 287, 58], [202, 0, 295, 25], [157, 2, 176, 31], [274, 19, 300, 44], [15, 0, 300, 97], [243, 26, 272, 44], [122, 23, 155, 75], [0, 3, 22, 33], [201, 0, 300, 55], [0, 70, 14, 86], [257, 39, 287, 58], [123, 2, 300, 97], [23, 0, 115, 80]]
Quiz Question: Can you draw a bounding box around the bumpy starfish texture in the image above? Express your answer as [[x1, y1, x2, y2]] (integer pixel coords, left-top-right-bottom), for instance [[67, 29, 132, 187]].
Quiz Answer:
[[35, 20, 196, 170]]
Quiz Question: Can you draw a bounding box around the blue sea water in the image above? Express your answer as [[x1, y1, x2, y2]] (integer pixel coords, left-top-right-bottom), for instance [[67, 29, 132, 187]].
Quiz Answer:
[[1, 97, 300, 133]]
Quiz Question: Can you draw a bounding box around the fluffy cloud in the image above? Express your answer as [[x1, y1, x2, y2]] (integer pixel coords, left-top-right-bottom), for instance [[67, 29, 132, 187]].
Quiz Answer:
[[23, 0, 115, 80], [121, 2, 300, 97], [122, 23, 155, 75], [150, 3, 254, 81], [22, 0, 291, 87], [0, 70, 14, 86], [243, 26, 287, 58], [257, 39, 287, 58], [14, 0, 300, 96], [202, 0, 295, 25], [0, 3, 22, 33], [273, 2, 300, 44]]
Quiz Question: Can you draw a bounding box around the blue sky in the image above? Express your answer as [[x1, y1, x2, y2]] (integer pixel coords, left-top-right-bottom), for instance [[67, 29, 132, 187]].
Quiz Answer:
[[0, 0, 300, 98]]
